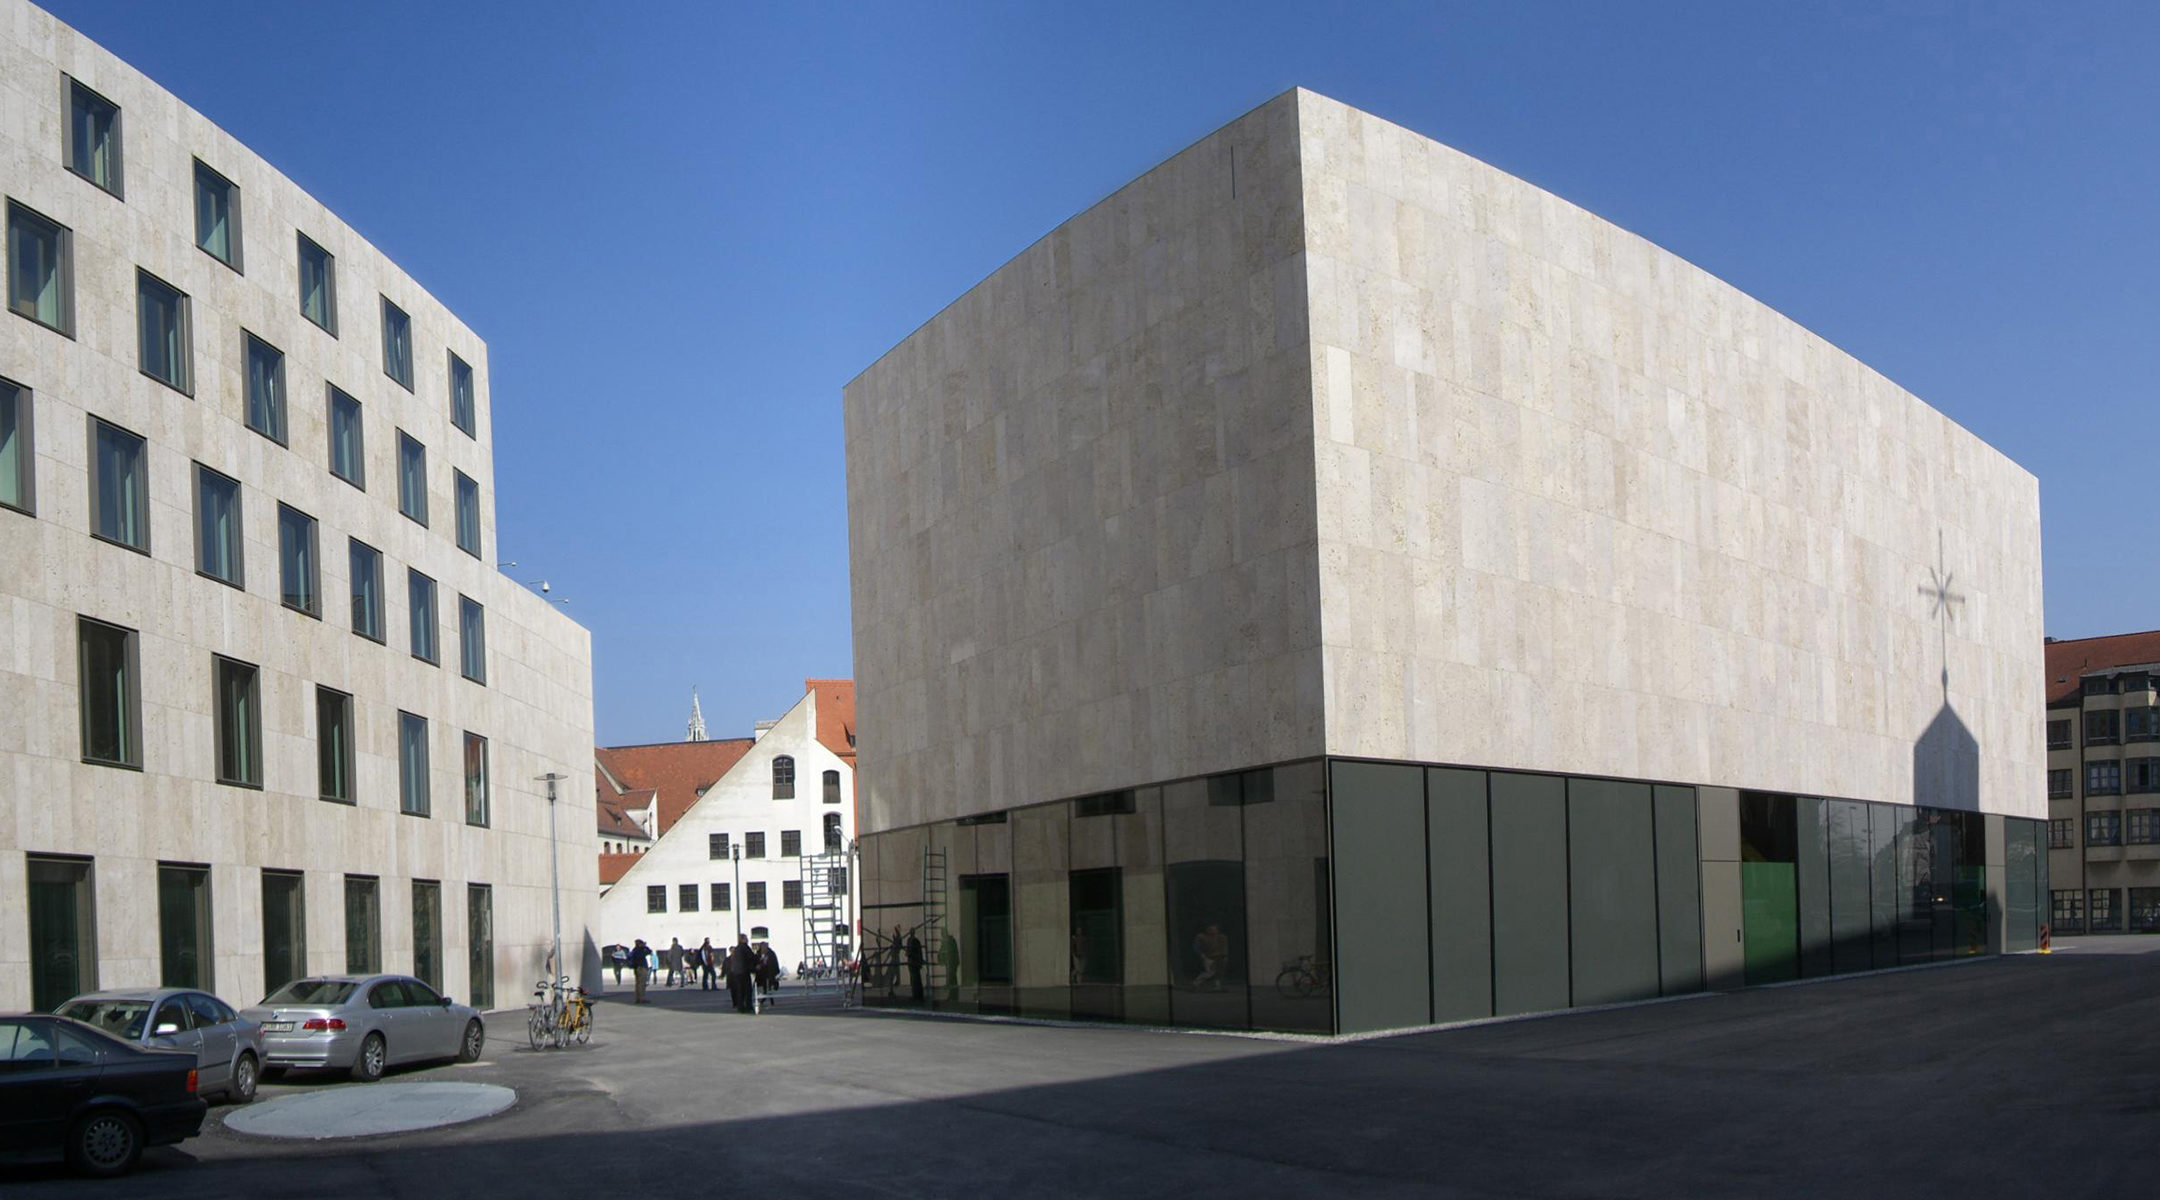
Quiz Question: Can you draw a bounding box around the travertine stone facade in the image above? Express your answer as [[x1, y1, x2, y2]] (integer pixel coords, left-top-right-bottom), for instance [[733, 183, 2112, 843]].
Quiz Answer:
[[1, 0, 597, 1010], [846, 88, 2043, 834]]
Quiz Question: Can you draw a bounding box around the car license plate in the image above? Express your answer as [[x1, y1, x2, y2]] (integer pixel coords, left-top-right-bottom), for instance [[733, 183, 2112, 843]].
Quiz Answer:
[[263, 1022, 295, 1032]]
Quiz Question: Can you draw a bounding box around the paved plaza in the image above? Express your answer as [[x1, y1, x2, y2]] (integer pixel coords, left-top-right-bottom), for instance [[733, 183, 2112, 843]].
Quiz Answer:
[[9, 944, 2158, 1197]]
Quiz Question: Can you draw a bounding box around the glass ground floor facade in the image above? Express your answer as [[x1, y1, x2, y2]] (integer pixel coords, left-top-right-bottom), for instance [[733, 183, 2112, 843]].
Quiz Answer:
[[858, 757, 2048, 1035]]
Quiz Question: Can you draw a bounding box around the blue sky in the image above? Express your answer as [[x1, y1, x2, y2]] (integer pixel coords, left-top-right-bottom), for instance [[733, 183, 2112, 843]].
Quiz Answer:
[[45, 1, 2157, 744]]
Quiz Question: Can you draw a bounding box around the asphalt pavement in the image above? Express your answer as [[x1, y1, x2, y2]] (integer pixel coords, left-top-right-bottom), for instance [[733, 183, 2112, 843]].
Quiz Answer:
[[8, 942, 2158, 1197]]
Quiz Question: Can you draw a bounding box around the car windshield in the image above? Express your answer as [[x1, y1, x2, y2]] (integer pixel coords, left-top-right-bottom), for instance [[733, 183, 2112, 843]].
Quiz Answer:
[[57, 999, 152, 1040], [262, 979, 357, 1006]]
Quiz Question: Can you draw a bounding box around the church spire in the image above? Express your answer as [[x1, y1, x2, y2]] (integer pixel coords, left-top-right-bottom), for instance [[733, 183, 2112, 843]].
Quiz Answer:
[[686, 687, 707, 742]]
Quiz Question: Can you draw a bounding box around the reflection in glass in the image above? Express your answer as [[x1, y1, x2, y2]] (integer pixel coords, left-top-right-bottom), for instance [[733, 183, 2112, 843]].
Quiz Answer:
[[262, 872, 306, 997], [1164, 776, 1249, 1029], [77, 618, 136, 767], [195, 467, 241, 584], [467, 884, 494, 1009], [138, 273, 189, 391], [1245, 762, 1330, 1033], [329, 388, 363, 486], [411, 880, 441, 991], [28, 857, 97, 1013], [344, 876, 380, 973], [93, 420, 147, 549], [1739, 792, 1798, 985], [157, 864, 212, 989]]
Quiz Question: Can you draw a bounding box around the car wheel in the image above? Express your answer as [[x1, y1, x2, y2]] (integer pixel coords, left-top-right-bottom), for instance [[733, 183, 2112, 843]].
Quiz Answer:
[[458, 1019, 485, 1063], [230, 1052, 260, 1103], [67, 1110, 142, 1178], [352, 1032, 387, 1082]]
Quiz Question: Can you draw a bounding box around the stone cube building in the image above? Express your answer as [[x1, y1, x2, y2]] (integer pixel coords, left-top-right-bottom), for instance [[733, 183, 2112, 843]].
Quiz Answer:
[[1, 0, 597, 1015], [844, 90, 2047, 1034]]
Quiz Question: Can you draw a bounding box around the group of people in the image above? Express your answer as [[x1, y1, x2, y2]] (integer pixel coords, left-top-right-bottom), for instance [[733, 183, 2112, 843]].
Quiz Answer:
[[607, 935, 784, 1011]]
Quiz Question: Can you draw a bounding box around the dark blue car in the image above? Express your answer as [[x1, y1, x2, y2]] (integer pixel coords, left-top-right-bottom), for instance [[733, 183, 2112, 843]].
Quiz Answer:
[[0, 1014, 206, 1177]]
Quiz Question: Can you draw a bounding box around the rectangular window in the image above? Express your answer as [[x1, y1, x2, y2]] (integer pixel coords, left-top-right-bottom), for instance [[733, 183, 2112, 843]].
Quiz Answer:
[[459, 596, 486, 683], [137, 271, 192, 393], [28, 856, 99, 1013], [2127, 809, 2160, 845], [77, 616, 141, 768], [399, 711, 430, 816], [2133, 888, 2160, 934], [298, 233, 336, 334], [244, 332, 287, 444], [463, 732, 489, 827], [349, 539, 384, 641], [745, 832, 765, 858], [411, 880, 441, 991], [454, 471, 481, 557], [7, 201, 73, 335], [278, 503, 320, 616], [2086, 676, 2117, 696], [711, 883, 730, 911], [89, 417, 149, 552], [782, 880, 803, 909], [2129, 758, 2160, 794], [0, 377, 30, 515], [2087, 710, 2120, 746], [467, 883, 494, 1010], [449, 353, 475, 436], [647, 885, 666, 914], [408, 570, 438, 662], [64, 78, 123, 195], [2128, 708, 2159, 741], [381, 297, 413, 388], [344, 875, 381, 973], [2046, 719, 2071, 749], [781, 830, 801, 858], [2087, 811, 2122, 846], [262, 870, 306, 998], [194, 160, 240, 269], [2089, 887, 2122, 933], [2088, 762, 2123, 796], [327, 386, 364, 487], [193, 464, 243, 586], [679, 883, 699, 913], [213, 655, 262, 787], [709, 832, 728, 860], [2047, 768, 2072, 799], [157, 863, 214, 990], [746, 881, 767, 910], [2050, 889, 2083, 935], [318, 686, 354, 803], [2048, 817, 2074, 849], [397, 432, 427, 524], [823, 770, 841, 805]]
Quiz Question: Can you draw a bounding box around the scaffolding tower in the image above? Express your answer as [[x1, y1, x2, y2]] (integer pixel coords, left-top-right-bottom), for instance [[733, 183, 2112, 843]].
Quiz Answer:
[[799, 849, 849, 997], [920, 846, 948, 1003]]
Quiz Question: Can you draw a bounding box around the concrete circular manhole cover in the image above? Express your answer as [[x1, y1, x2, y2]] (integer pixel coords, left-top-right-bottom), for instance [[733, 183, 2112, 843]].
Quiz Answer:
[[224, 1082, 516, 1139]]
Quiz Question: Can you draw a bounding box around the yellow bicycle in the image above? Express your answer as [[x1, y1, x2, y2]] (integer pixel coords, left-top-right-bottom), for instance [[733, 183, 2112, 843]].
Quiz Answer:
[[527, 977, 594, 1049]]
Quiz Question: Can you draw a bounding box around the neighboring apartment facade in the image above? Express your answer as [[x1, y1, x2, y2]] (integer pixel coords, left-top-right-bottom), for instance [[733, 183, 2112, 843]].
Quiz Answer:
[[595, 681, 857, 974], [844, 90, 2048, 1035], [1, 0, 597, 1014], [2043, 631, 2160, 934]]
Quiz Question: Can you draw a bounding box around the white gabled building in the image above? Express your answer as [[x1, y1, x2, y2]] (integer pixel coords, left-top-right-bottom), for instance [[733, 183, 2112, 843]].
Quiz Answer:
[[596, 681, 857, 974]]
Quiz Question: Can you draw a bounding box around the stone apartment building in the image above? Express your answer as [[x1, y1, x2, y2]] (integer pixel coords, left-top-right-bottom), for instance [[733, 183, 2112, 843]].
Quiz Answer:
[[2043, 630, 2160, 933]]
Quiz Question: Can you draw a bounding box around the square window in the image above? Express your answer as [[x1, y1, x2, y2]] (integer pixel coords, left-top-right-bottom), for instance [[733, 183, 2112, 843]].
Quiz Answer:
[[2046, 719, 2071, 749], [408, 570, 438, 662], [318, 686, 354, 803], [194, 160, 241, 269], [449, 353, 475, 437], [77, 616, 141, 768], [298, 233, 336, 334], [2090, 888, 2122, 932], [745, 832, 765, 859], [781, 830, 801, 858], [381, 297, 413, 389], [64, 79, 123, 196], [458, 596, 486, 684], [782, 880, 802, 909], [193, 464, 243, 587], [398, 711, 430, 816], [329, 386, 364, 488], [7, 201, 74, 335], [213, 655, 261, 787], [2130, 758, 2160, 795], [708, 832, 728, 860], [89, 416, 149, 553], [2046, 768, 2071, 799], [454, 471, 481, 557], [2087, 811, 2122, 846], [647, 885, 666, 914], [2128, 708, 2159, 742], [2086, 711, 2119, 745], [244, 333, 287, 444], [397, 432, 427, 524], [277, 503, 319, 617], [348, 539, 383, 641], [463, 732, 489, 827], [1, 377, 34, 515], [2048, 817, 2074, 849], [2128, 810, 2160, 845], [711, 883, 730, 911], [746, 882, 767, 910], [679, 883, 699, 913], [2051, 889, 2083, 934], [2088, 762, 2122, 796], [137, 271, 192, 394]]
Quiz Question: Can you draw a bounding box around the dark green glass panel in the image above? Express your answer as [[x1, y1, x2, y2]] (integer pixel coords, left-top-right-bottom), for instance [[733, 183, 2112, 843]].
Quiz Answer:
[[1430, 768, 1493, 1021], [1652, 785, 1702, 995], [1741, 862, 1799, 984], [1328, 760, 1428, 1034], [1567, 778, 1659, 1007], [1489, 772, 1568, 1016]]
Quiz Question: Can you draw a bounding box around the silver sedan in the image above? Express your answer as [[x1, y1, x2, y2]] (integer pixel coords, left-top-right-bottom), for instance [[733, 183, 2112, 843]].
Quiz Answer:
[[238, 975, 485, 1081], [57, 988, 267, 1104]]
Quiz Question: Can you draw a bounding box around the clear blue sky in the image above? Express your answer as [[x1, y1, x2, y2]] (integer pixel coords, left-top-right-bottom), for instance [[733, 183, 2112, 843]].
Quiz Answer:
[[46, 0, 2157, 744]]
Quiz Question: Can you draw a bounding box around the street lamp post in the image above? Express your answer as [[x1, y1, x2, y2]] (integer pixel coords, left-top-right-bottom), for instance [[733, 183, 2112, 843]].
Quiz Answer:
[[731, 844, 742, 940], [535, 772, 565, 986]]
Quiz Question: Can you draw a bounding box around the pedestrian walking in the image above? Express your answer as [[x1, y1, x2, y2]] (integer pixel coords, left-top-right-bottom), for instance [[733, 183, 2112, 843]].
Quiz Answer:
[[631, 937, 653, 1004], [906, 930, 926, 1002], [756, 942, 781, 1006], [724, 934, 756, 1013], [700, 937, 719, 991], [666, 937, 685, 987], [608, 943, 628, 986]]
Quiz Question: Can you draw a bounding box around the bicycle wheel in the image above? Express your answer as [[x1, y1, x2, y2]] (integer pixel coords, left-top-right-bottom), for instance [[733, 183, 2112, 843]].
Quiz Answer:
[[1275, 968, 1303, 1000], [526, 1008, 547, 1051], [574, 1005, 593, 1045]]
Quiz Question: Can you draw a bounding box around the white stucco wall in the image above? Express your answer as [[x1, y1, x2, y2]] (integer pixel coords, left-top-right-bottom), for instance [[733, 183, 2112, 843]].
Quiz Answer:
[[0, 0, 597, 1011]]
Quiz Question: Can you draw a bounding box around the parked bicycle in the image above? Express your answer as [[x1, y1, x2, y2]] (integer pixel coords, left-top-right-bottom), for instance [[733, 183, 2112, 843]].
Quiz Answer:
[[526, 977, 594, 1050], [1275, 954, 1333, 999]]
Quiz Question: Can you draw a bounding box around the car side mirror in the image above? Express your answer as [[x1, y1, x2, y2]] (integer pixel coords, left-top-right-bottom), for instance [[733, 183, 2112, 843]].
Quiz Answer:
[[152, 1022, 182, 1036], [440, 996, 453, 1006]]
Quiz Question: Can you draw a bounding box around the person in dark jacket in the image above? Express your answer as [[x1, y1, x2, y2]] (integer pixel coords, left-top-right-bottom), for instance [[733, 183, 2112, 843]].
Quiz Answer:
[[724, 934, 756, 1013], [631, 938, 653, 1004], [906, 931, 926, 1002], [699, 937, 718, 991]]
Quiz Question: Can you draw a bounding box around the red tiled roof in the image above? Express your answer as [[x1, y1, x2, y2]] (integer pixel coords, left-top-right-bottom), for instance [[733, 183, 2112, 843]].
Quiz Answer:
[[598, 852, 642, 886], [2045, 630, 2160, 704], [594, 738, 755, 836], [597, 792, 647, 839], [807, 678, 856, 764]]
